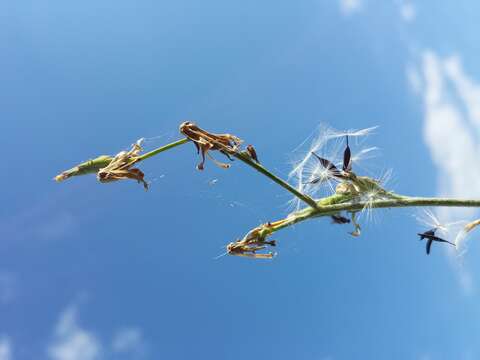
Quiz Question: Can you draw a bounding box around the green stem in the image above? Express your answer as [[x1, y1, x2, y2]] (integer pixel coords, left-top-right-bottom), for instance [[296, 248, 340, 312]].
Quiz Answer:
[[235, 152, 318, 209], [268, 194, 480, 234], [134, 138, 189, 163], [136, 139, 318, 209], [55, 136, 317, 210], [56, 138, 190, 182]]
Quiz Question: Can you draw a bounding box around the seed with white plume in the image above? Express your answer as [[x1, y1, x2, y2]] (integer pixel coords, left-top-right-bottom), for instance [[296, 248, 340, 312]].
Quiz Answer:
[[415, 209, 465, 237], [288, 124, 378, 211]]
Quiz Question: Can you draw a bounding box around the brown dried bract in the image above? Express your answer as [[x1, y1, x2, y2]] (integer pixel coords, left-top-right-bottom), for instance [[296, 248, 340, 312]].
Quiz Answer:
[[226, 225, 276, 259], [179, 121, 243, 170], [97, 142, 148, 190]]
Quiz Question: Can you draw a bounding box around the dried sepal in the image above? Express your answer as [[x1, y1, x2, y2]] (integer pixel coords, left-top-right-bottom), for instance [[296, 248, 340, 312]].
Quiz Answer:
[[97, 142, 148, 190], [179, 121, 243, 170]]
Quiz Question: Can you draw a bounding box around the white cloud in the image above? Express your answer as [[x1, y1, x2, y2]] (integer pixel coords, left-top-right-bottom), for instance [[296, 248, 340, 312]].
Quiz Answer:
[[47, 303, 149, 360], [339, 0, 362, 16], [48, 305, 102, 360], [416, 50, 480, 294], [400, 2, 416, 22], [406, 63, 422, 94], [0, 337, 12, 360], [112, 328, 146, 356], [420, 51, 480, 219]]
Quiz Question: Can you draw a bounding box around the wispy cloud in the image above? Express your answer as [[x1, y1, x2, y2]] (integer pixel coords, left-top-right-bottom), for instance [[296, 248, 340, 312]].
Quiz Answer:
[[47, 305, 102, 360], [0, 194, 77, 245], [339, 0, 362, 16], [47, 303, 148, 360], [413, 50, 480, 294], [399, 2, 416, 22], [112, 328, 147, 357], [420, 51, 480, 219], [0, 337, 12, 360]]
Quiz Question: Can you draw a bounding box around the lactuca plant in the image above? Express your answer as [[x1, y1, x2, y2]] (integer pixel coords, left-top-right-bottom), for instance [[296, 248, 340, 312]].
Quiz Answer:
[[55, 122, 480, 259]]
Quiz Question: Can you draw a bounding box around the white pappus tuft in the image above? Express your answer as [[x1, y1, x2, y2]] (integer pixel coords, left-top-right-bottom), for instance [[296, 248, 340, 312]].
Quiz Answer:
[[288, 124, 379, 211]]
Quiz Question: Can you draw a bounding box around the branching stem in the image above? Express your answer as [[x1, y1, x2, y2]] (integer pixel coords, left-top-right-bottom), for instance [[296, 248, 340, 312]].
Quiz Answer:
[[266, 194, 480, 235], [136, 138, 318, 208], [234, 152, 318, 208]]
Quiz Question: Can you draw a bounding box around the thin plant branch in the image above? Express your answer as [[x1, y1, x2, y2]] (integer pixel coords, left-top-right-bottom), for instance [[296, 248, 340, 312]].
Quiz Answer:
[[234, 151, 318, 209], [133, 138, 189, 163], [270, 195, 480, 233], [227, 194, 480, 258]]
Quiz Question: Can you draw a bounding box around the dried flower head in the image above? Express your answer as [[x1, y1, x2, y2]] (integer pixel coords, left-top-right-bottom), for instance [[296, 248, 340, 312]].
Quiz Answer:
[[179, 121, 243, 170], [97, 141, 148, 190], [226, 222, 279, 259]]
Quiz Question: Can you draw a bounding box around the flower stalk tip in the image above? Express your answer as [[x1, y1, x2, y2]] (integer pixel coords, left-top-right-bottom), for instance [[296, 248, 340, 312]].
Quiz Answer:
[[54, 155, 113, 182]]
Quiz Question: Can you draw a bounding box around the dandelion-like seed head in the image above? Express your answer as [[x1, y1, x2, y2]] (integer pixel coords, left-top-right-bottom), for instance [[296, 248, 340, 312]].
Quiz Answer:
[[288, 124, 378, 210]]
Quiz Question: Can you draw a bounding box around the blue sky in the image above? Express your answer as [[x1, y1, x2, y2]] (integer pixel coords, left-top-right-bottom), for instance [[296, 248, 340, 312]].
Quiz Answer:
[[3, 0, 480, 359]]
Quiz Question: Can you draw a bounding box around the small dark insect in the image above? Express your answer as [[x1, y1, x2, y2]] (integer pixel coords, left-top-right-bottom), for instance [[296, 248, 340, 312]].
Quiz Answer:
[[417, 228, 455, 255], [331, 214, 351, 224], [246, 144, 260, 163], [343, 136, 352, 172]]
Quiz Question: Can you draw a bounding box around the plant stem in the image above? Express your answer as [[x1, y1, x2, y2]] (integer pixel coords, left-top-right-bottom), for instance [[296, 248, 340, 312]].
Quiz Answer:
[[134, 138, 189, 163], [136, 139, 318, 208], [56, 137, 318, 209], [234, 152, 318, 209], [264, 194, 480, 235]]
